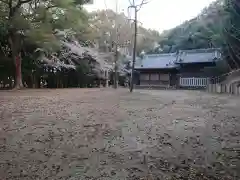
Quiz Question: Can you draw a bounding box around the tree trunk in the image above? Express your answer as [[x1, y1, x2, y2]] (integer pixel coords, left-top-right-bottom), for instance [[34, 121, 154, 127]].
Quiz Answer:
[[14, 54, 23, 89], [9, 34, 23, 89]]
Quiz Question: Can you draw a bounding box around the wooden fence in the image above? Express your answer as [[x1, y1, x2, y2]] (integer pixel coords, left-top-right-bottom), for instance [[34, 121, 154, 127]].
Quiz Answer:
[[206, 83, 240, 95], [179, 77, 208, 88]]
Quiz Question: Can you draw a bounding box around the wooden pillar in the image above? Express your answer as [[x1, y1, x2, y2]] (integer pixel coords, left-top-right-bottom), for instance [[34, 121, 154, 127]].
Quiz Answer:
[[168, 73, 171, 88], [106, 70, 109, 87], [216, 84, 221, 93], [158, 73, 160, 85]]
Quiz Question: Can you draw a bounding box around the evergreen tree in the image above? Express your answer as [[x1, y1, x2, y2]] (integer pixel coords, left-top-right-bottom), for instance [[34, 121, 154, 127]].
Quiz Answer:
[[0, 0, 89, 89], [223, 0, 240, 69]]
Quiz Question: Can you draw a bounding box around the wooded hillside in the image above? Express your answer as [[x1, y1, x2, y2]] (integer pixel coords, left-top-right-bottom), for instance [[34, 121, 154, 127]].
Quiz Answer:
[[156, 0, 227, 53], [150, 0, 240, 71]]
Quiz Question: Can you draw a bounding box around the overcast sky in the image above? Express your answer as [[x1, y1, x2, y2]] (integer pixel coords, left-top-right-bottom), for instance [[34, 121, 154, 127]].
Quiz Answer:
[[84, 0, 216, 32]]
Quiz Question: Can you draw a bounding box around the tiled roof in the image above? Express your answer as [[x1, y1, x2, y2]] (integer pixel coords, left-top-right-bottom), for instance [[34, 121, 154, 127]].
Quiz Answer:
[[176, 48, 221, 64], [133, 49, 221, 70], [135, 53, 178, 69]]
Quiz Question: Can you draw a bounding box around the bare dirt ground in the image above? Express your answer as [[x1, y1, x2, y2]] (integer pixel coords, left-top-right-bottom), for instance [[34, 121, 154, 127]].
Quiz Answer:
[[0, 88, 239, 180]]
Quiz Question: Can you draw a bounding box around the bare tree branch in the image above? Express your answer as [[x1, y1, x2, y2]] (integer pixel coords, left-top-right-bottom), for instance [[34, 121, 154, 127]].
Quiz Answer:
[[19, 0, 33, 4], [128, 0, 133, 6], [136, 0, 150, 12]]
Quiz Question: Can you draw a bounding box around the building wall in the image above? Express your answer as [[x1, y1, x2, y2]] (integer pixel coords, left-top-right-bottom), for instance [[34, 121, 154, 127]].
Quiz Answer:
[[178, 63, 216, 78], [139, 71, 172, 86]]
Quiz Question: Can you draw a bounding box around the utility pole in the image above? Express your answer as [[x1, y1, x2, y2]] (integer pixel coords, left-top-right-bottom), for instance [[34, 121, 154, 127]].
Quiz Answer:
[[130, 6, 137, 92], [128, 0, 149, 92], [113, 31, 119, 89], [113, 0, 119, 89]]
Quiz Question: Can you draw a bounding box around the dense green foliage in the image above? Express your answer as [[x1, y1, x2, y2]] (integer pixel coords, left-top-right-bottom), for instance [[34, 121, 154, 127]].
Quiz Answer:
[[153, 0, 240, 72], [153, 0, 226, 54], [223, 0, 240, 69], [0, 2, 160, 89], [0, 0, 106, 89]]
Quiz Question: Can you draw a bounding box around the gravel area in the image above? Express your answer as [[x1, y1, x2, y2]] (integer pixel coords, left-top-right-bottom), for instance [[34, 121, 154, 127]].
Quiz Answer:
[[0, 88, 239, 180]]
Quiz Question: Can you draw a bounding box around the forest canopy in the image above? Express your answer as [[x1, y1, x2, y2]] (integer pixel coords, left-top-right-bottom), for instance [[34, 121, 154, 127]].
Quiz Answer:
[[155, 0, 226, 53], [155, 0, 240, 70]]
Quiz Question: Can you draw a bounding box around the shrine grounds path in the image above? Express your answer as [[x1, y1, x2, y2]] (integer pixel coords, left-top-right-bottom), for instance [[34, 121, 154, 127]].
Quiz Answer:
[[0, 88, 239, 179]]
